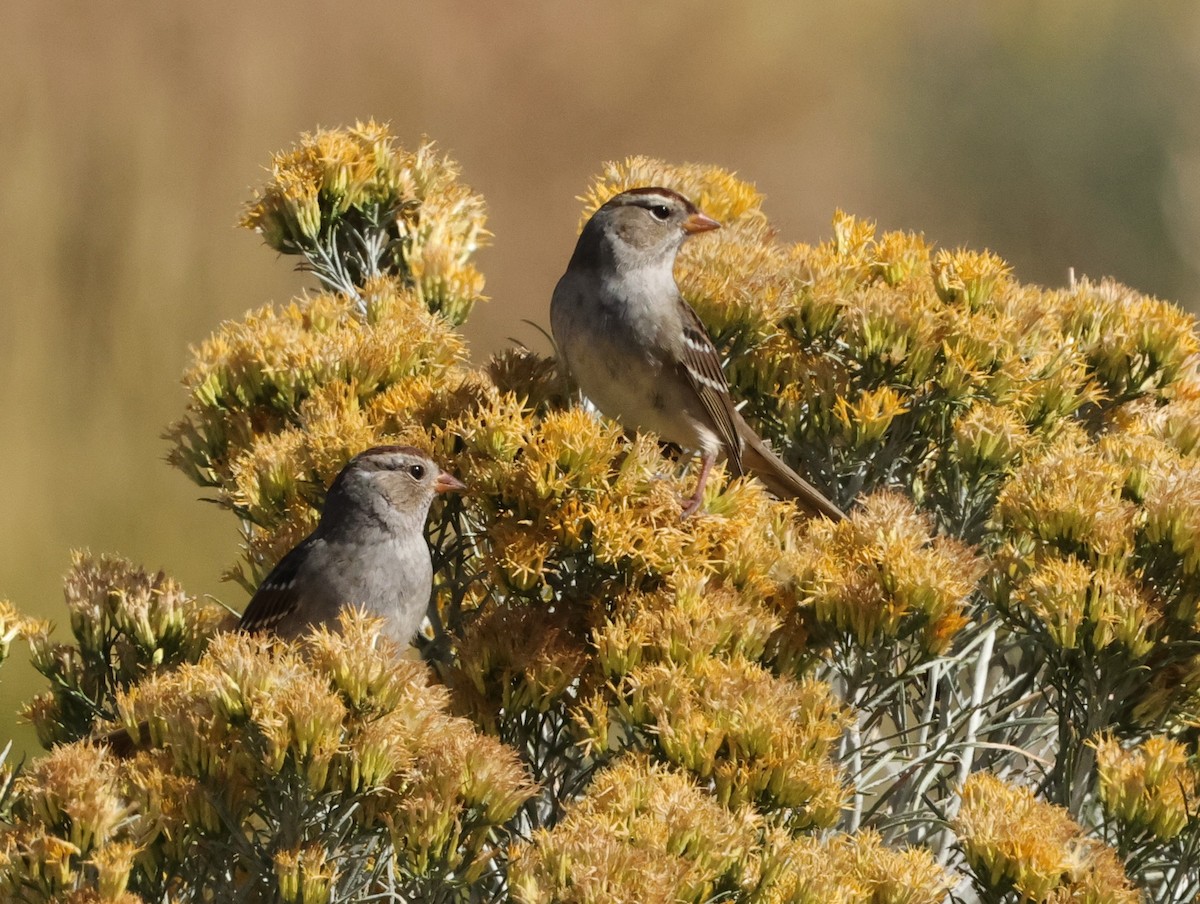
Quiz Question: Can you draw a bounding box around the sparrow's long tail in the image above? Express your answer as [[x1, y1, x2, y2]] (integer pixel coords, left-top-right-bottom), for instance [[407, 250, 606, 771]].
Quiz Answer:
[[733, 411, 845, 522]]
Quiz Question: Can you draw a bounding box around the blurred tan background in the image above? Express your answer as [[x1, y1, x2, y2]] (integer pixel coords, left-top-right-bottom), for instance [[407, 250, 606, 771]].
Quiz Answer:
[[2, 1, 1199, 753]]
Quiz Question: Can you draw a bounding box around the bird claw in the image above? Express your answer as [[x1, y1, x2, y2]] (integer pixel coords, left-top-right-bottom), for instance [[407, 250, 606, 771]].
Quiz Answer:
[[680, 489, 705, 518], [679, 454, 715, 518]]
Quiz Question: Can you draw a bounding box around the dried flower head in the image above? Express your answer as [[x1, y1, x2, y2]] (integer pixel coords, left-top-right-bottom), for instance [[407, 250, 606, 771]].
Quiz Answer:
[[996, 428, 1136, 564], [242, 121, 488, 324], [14, 744, 130, 854], [1094, 734, 1198, 841], [0, 599, 36, 664], [599, 656, 849, 828], [956, 773, 1137, 902], [756, 828, 952, 904], [510, 757, 761, 904], [786, 492, 981, 654]]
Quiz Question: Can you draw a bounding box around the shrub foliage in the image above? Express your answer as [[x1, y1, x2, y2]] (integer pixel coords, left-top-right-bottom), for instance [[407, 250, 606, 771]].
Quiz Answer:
[[2, 121, 1200, 902]]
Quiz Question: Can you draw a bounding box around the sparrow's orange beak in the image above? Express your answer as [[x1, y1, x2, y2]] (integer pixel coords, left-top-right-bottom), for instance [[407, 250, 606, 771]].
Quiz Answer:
[[435, 471, 467, 494], [682, 212, 721, 235]]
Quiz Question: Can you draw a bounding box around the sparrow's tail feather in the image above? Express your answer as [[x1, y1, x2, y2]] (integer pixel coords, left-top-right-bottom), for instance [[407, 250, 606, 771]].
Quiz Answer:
[[734, 413, 845, 522]]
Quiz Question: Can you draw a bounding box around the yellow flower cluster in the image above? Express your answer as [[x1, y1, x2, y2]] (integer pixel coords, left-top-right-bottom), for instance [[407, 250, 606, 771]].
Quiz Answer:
[[950, 768, 1137, 902], [995, 402, 1200, 690], [1059, 278, 1198, 401], [137, 612, 527, 896], [757, 828, 952, 904], [952, 401, 1031, 470], [785, 492, 981, 656], [1094, 734, 1198, 842], [0, 599, 37, 666], [241, 120, 488, 325], [997, 426, 1136, 563], [435, 388, 854, 822], [509, 757, 950, 904], [1, 744, 139, 902], [1141, 452, 1200, 578], [21, 552, 231, 747], [586, 655, 848, 826], [273, 845, 334, 904], [931, 248, 1013, 312], [510, 756, 761, 904], [1010, 554, 1155, 656], [417, 373, 979, 828], [955, 773, 1139, 903], [2, 612, 533, 900]]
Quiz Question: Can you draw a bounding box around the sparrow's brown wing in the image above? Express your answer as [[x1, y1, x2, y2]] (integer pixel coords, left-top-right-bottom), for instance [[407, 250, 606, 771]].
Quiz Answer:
[[672, 300, 845, 520], [672, 300, 745, 473], [733, 408, 846, 521], [238, 538, 314, 635]]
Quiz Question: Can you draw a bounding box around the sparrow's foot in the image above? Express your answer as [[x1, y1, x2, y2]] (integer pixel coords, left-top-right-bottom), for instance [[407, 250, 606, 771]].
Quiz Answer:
[[680, 453, 715, 519]]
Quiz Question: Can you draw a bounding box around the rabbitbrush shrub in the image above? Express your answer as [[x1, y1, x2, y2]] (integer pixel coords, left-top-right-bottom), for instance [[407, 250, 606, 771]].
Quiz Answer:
[[3, 121, 1200, 903]]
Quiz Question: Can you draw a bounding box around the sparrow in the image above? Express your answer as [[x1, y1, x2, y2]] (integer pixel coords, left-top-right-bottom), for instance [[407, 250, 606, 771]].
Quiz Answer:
[[238, 444, 466, 645], [103, 446, 464, 755], [550, 186, 843, 520]]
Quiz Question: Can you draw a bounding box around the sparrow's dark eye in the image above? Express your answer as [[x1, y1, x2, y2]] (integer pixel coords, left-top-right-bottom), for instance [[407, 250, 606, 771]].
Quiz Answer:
[[407, 464, 426, 480], [648, 204, 671, 221]]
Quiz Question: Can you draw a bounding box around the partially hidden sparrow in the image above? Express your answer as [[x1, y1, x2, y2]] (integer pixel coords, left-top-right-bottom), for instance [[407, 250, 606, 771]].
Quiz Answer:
[[105, 445, 463, 755], [238, 444, 465, 645], [551, 186, 843, 520]]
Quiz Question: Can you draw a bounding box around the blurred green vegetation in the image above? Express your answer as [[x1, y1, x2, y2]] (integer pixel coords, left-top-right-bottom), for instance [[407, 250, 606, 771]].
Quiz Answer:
[[1, 1, 1197, 756]]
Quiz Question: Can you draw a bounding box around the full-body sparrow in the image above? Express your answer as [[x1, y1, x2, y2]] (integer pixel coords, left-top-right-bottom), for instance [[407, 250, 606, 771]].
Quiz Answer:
[[551, 186, 843, 520]]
